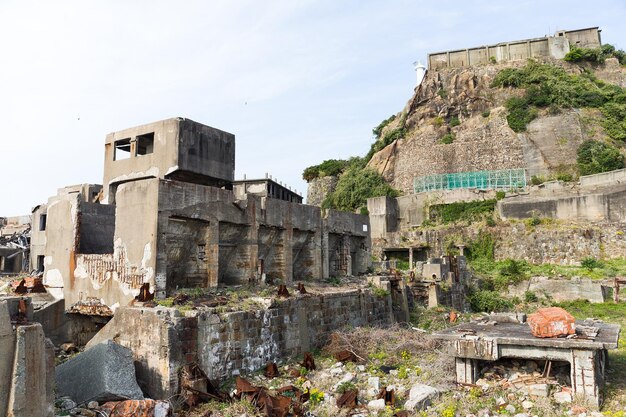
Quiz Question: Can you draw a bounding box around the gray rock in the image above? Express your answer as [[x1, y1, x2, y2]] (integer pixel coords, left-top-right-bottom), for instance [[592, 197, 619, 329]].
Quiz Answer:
[[55, 397, 76, 411], [403, 383, 439, 410], [55, 340, 144, 405]]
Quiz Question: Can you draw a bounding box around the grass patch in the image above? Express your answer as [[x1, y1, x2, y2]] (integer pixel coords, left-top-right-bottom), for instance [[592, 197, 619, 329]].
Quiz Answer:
[[429, 200, 496, 224]]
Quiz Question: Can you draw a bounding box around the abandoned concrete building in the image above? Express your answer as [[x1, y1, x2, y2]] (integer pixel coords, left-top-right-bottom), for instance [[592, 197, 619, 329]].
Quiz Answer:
[[31, 117, 370, 311], [428, 27, 601, 69]]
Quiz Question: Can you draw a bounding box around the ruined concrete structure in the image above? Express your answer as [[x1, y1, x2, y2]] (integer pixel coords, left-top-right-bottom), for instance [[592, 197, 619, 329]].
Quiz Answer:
[[233, 176, 303, 204], [32, 118, 370, 311], [428, 27, 601, 70]]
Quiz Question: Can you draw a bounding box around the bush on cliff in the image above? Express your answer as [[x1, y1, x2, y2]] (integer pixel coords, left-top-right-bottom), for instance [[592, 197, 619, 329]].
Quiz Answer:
[[321, 167, 399, 212], [492, 60, 626, 138], [576, 140, 625, 176]]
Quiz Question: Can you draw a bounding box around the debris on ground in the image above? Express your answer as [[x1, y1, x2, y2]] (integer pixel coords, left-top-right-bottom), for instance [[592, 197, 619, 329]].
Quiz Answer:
[[55, 340, 144, 404]]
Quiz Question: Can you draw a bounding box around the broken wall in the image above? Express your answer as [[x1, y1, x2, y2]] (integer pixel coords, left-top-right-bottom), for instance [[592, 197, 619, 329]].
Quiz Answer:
[[87, 289, 393, 399]]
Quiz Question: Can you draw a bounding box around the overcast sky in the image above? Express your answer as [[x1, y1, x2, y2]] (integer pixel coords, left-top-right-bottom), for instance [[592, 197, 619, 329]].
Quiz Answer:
[[1, 0, 624, 216]]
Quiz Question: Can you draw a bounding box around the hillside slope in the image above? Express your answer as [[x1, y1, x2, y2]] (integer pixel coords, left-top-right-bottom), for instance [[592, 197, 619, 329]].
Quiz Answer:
[[367, 57, 626, 195]]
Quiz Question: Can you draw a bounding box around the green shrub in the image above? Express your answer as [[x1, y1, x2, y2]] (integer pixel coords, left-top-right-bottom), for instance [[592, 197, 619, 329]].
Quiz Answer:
[[485, 217, 496, 227], [576, 140, 625, 176], [438, 89, 447, 99], [429, 200, 496, 224], [505, 96, 538, 132], [489, 56, 497, 64], [302, 159, 350, 181], [530, 175, 545, 185], [556, 172, 574, 182], [581, 257, 602, 271], [467, 232, 495, 261], [495, 191, 506, 200], [493, 60, 626, 134], [493, 259, 529, 290], [468, 290, 513, 312], [440, 133, 455, 144], [526, 215, 542, 227], [481, 110, 491, 118], [524, 290, 538, 303], [449, 116, 460, 127], [372, 115, 397, 138], [322, 167, 399, 212], [564, 44, 626, 65]]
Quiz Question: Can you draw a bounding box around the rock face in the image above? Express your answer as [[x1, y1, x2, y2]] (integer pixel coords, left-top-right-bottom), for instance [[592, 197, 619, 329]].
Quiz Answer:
[[366, 58, 626, 195], [306, 176, 338, 206], [56, 340, 144, 405]]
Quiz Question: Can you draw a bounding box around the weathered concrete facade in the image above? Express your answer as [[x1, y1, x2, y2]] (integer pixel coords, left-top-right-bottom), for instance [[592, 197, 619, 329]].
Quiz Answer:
[[36, 118, 371, 311], [87, 289, 394, 398], [429, 27, 601, 70], [234, 177, 303, 203], [103, 117, 235, 203]]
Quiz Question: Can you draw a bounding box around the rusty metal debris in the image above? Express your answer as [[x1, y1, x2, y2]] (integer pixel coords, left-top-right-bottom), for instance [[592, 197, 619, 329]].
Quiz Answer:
[[297, 283, 307, 294], [300, 352, 316, 371], [265, 362, 279, 378], [377, 387, 395, 406], [393, 411, 409, 417], [180, 363, 229, 408], [135, 283, 154, 302], [277, 285, 290, 298], [336, 389, 358, 409], [99, 399, 171, 417], [12, 276, 46, 294], [334, 350, 357, 363], [234, 377, 305, 417], [68, 297, 114, 317]]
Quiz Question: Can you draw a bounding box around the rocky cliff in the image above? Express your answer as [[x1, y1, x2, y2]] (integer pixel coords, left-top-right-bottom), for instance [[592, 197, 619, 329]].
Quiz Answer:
[[366, 57, 626, 195]]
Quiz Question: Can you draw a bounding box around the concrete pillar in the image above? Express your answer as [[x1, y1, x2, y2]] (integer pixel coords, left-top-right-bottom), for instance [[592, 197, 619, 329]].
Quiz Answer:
[[0, 301, 16, 417], [408, 247, 414, 270], [283, 205, 293, 283], [321, 229, 329, 279], [7, 323, 54, 417], [428, 283, 439, 308], [207, 222, 220, 287], [571, 349, 601, 407], [455, 357, 478, 384]]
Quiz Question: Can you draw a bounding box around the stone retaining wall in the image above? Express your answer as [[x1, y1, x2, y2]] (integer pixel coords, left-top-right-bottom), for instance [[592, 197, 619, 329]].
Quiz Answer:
[[88, 289, 394, 399]]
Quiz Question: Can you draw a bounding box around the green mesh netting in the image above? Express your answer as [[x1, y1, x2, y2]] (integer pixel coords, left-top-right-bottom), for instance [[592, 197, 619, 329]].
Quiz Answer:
[[414, 168, 527, 193]]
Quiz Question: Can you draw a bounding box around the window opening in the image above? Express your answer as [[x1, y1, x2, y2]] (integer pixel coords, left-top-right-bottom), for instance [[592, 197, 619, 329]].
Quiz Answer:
[[39, 214, 47, 231], [114, 138, 132, 160], [136, 132, 154, 156]]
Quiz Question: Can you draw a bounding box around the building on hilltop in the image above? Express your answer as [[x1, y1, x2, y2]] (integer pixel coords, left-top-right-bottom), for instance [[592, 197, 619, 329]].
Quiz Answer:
[[428, 27, 601, 70], [31, 117, 370, 311]]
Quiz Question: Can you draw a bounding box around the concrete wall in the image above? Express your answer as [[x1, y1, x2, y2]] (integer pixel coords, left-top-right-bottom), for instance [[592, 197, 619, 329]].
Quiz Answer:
[[103, 118, 235, 203], [509, 277, 606, 303], [498, 185, 626, 223], [428, 28, 600, 70], [88, 289, 394, 399], [30, 205, 47, 272], [580, 168, 626, 188]]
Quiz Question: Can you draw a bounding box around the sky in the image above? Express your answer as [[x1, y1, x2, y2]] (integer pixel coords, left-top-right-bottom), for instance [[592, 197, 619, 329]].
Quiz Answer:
[[1, 0, 625, 216]]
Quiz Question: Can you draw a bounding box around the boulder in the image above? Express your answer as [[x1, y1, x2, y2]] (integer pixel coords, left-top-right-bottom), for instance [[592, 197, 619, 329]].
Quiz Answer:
[[56, 340, 144, 405], [403, 383, 439, 410]]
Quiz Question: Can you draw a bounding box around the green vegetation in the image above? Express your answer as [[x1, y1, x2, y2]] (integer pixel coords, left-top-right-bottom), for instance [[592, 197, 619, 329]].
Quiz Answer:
[[440, 132, 455, 144], [302, 159, 350, 181], [581, 256, 602, 271], [429, 200, 496, 224], [530, 175, 545, 185], [577, 140, 625, 175], [564, 43, 626, 65], [492, 60, 626, 140], [321, 165, 399, 212], [504, 96, 537, 132], [481, 110, 491, 118], [365, 125, 407, 162], [449, 116, 460, 127], [495, 191, 506, 200], [372, 114, 397, 138], [468, 290, 513, 312]]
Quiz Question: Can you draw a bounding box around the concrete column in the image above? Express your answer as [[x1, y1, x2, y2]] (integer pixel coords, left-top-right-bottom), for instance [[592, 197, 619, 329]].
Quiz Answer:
[[207, 222, 220, 287], [283, 204, 293, 283], [428, 283, 439, 308], [7, 323, 54, 417], [409, 247, 414, 270], [321, 229, 329, 279], [446, 51, 451, 67], [466, 49, 470, 66], [571, 349, 601, 407], [455, 357, 478, 384], [0, 301, 16, 417]]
